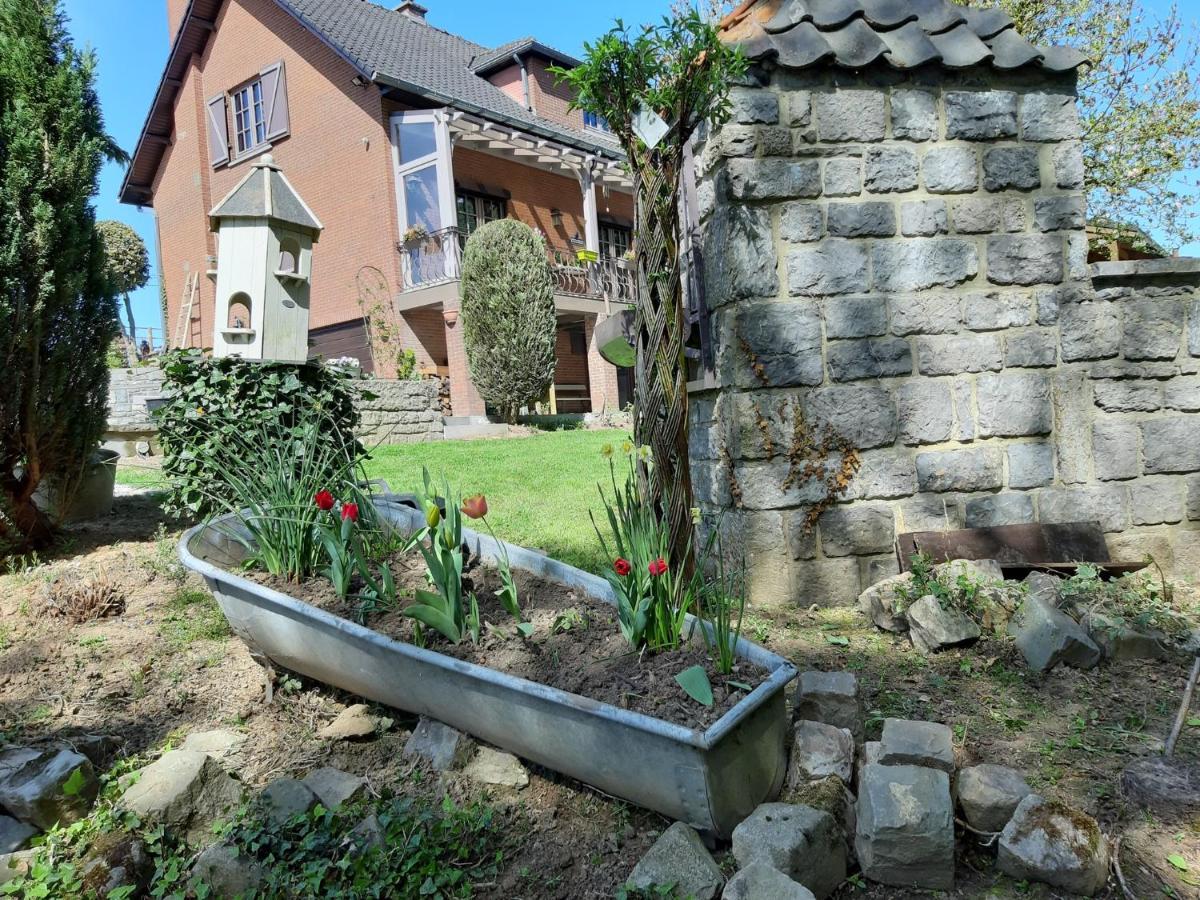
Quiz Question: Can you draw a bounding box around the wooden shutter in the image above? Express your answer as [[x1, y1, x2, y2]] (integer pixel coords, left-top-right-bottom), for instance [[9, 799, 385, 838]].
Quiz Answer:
[[260, 61, 290, 142], [206, 93, 229, 167]]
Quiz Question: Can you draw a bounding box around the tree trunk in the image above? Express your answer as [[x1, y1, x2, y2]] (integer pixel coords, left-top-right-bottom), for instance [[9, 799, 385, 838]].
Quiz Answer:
[[122, 293, 138, 365]]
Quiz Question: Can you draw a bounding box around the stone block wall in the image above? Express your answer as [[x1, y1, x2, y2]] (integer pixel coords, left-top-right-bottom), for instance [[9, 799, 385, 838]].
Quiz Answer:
[[692, 68, 1200, 609], [105, 368, 168, 456], [356, 379, 443, 445]]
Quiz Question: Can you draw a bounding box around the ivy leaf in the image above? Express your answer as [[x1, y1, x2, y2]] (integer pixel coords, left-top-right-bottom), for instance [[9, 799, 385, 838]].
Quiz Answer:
[[825, 635, 850, 646], [675, 665, 714, 707], [61, 767, 87, 797], [1187, 717, 1200, 727], [1168, 853, 1189, 872]]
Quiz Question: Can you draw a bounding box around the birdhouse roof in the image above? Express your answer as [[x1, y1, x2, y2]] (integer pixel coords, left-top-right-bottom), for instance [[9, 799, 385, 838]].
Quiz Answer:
[[719, 0, 1088, 72], [209, 155, 323, 235]]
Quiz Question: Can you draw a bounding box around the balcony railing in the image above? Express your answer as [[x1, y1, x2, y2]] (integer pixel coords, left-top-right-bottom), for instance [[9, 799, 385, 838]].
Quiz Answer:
[[399, 227, 636, 304]]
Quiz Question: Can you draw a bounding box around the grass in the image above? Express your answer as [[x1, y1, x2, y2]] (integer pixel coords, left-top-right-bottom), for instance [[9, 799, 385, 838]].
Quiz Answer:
[[116, 428, 630, 573], [160, 586, 232, 648], [365, 428, 628, 573]]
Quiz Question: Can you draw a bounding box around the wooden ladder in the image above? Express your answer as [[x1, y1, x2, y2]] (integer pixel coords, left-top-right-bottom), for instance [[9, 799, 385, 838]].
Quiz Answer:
[[172, 272, 199, 349]]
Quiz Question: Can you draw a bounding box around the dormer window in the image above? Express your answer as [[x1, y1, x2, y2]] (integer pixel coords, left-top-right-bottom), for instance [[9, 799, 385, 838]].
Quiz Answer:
[[583, 111, 611, 134]]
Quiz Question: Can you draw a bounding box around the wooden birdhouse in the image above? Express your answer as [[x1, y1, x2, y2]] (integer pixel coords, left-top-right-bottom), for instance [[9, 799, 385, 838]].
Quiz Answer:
[[208, 153, 322, 361]]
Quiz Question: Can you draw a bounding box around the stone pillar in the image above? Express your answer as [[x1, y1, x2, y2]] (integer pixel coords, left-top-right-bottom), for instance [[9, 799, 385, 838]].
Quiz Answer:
[[586, 313, 621, 413], [697, 13, 1095, 608], [443, 299, 487, 417]]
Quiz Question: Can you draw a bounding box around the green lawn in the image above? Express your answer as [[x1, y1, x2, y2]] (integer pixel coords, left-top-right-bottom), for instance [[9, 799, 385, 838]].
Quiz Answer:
[[118, 428, 629, 574], [366, 428, 627, 573]]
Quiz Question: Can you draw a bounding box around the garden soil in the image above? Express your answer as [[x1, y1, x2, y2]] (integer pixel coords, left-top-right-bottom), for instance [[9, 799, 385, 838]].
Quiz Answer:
[[1, 492, 1199, 898]]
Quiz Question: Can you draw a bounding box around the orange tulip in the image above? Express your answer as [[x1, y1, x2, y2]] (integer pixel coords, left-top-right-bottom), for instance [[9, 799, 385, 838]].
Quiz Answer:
[[461, 494, 489, 520]]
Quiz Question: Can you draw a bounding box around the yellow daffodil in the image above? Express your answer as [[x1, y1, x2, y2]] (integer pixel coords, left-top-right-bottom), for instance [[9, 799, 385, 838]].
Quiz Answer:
[[600, 443, 614, 458], [621, 439, 634, 455]]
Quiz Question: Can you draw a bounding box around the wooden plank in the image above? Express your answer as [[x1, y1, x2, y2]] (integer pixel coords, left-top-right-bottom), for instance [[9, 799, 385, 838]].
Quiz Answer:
[[896, 521, 1110, 571]]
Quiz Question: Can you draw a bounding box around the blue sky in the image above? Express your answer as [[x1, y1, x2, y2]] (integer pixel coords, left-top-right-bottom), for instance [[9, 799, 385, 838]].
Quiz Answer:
[[64, 0, 1198, 339]]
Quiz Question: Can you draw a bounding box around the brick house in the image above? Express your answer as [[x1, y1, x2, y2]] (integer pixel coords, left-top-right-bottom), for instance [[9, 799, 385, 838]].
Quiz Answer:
[[120, 0, 635, 417]]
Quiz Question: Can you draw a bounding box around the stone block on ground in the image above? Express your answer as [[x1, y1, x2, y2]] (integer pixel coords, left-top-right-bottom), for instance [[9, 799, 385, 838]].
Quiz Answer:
[[627, 821, 724, 900], [787, 721, 855, 786], [905, 595, 981, 655], [0, 746, 99, 830], [191, 842, 266, 898], [0, 851, 34, 887], [1008, 594, 1102, 673], [318, 704, 383, 741], [879, 719, 955, 773], [301, 767, 366, 810], [119, 750, 242, 845], [934, 558, 1004, 584], [857, 573, 911, 633], [1082, 613, 1173, 661], [722, 860, 816, 900], [731, 803, 846, 900], [463, 748, 529, 789], [0, 817, 35, 854], [778, 775, 857, 854], [793, 671, 864, 742], [956, 765, 1033, 833], [78, 833, 152, 898], [855, 763, 954, 890], [404, 717, 472, 771], [258, 778, 319, 826], [997, 795, 1110, 896], [180, 730, 248, 770], [1022, 571, 1061, 606]]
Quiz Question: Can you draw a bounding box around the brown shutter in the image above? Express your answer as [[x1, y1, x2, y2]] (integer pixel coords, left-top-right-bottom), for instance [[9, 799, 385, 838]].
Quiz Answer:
[[206, 93, 229, 167], [260, 61, 290, 142]]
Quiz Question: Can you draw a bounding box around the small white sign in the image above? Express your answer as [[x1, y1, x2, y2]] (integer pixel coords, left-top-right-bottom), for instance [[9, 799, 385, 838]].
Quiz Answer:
[[632, 102, 670, 149]]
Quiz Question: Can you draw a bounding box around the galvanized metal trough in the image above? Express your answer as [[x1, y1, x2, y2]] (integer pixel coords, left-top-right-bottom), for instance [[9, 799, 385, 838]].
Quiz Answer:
[[179, 496, 797, 837]]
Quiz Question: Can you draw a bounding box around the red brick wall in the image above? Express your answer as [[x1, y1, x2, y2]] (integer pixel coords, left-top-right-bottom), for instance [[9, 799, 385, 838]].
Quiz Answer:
[[154, 0, 400, 349], [167, 0, 188, 42], [527, 57, 581, 132], [487, 63, 526, 108]]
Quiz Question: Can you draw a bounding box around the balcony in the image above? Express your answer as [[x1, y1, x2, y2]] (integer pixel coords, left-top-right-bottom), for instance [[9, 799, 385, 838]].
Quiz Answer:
[[397, 227, 636, 309]]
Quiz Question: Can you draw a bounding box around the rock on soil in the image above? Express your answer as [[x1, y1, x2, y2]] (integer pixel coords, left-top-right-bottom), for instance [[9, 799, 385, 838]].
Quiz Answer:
[[723, 860, 816, 900], [259, 778, 319, 826], [879, 718, 955, 773], [906, 595, 981, 654], [627, 821, 724, 900], [956, 764, 1033, 833], [730, 803, 846, 900], [302, 768, 366, 810], [0, 817, 36, 854], [793, 671, 864, 742], [997, 795, 1111, 896], [857, 573, 911, 632], [935, 558, 1003, 583], [119, 750, 242, 845], [1083, 612, 1173, 661], [192, 842, 266, 897], [0, 745, 99, 830], [1008, 593, 1102, 673], [855, 763, 954, 890], [0, 851, 34, 886], [78, 833, 152, 897], [464, 748, 529, 789], [180, 730, 248, 770], [1023, 571, 1061, 606], [1121, 756, 1200, 819], [404, 717, 471, 771], [779, 775, 857, 858], [318, 704, 382, 741], [787, 721, 855, 786]]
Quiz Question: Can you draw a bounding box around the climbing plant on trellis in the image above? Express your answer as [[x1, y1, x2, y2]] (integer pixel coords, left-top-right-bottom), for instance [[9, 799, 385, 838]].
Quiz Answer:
[[555, 13, 745, 573]]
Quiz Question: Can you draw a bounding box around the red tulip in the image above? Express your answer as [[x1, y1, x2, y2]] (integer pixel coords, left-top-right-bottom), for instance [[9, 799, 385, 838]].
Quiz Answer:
[[613, 557, 632, 577], [648, 558, 668, 577], [461, 494, 489, 520], [341, 502, 360, 523], [314, 490, 335, 511]]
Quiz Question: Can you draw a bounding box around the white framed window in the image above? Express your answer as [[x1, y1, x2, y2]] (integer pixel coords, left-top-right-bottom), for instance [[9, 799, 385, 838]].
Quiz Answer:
[[233, 79, 267, 155], [208, 61, 289, 167], [390, 110, 456, 284], [583, 110, 611, 133], [599, 222, 631, 259]]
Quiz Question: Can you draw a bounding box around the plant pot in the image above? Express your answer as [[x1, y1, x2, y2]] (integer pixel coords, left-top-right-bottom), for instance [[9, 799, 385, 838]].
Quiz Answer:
[[179, 497, 796, 837], [33, 448, 120, 524]]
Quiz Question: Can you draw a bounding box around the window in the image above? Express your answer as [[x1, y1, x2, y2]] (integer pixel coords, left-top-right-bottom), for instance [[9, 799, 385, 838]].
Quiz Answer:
[[599, 222, 632, 260], [227, 293, 252, 330], [456, 191, 506, 239], [233, 79, 267, 155], [583, 111, 611, 133]]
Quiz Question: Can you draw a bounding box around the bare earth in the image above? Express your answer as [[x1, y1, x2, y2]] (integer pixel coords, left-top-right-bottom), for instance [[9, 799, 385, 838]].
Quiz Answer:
[[1, 493, 1198, 898]]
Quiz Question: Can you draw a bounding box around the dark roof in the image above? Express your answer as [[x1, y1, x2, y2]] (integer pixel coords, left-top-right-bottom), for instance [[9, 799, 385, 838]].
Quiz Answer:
[[469, 37, 582, 74], [120, 0, 619, 206], [720, 0, 1088, 71], [209, 153, 323, 234]]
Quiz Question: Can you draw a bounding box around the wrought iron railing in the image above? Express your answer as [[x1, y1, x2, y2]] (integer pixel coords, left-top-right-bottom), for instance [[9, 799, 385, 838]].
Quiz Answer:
[[399, 227, 636, 304]]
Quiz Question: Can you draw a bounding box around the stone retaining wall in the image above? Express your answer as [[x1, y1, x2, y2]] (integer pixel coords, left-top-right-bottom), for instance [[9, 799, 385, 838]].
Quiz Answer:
[[104, 369, 442, 454], [692, 65, 1200, 608]]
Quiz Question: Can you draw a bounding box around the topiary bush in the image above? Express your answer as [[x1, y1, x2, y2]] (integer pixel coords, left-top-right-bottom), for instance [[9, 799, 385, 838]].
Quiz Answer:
[[459, 219, 556, 423], [157, 351, 369, 519]]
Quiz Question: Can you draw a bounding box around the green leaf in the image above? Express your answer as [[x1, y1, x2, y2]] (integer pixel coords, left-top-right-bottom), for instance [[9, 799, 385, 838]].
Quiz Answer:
[[61, 767, 88, 797], [825, 635, 850, 646], [675, 665, 714, 707], [1168, 853, 1189, 872], [728, 680, 753, 692], [1187, 717, 1200, 727], [516, 622, 534, 639], [404, 604, 462, 644]]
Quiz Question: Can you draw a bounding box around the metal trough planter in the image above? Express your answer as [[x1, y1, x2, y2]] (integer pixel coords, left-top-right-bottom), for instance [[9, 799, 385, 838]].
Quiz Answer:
[[179, 497, 797, 837]]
